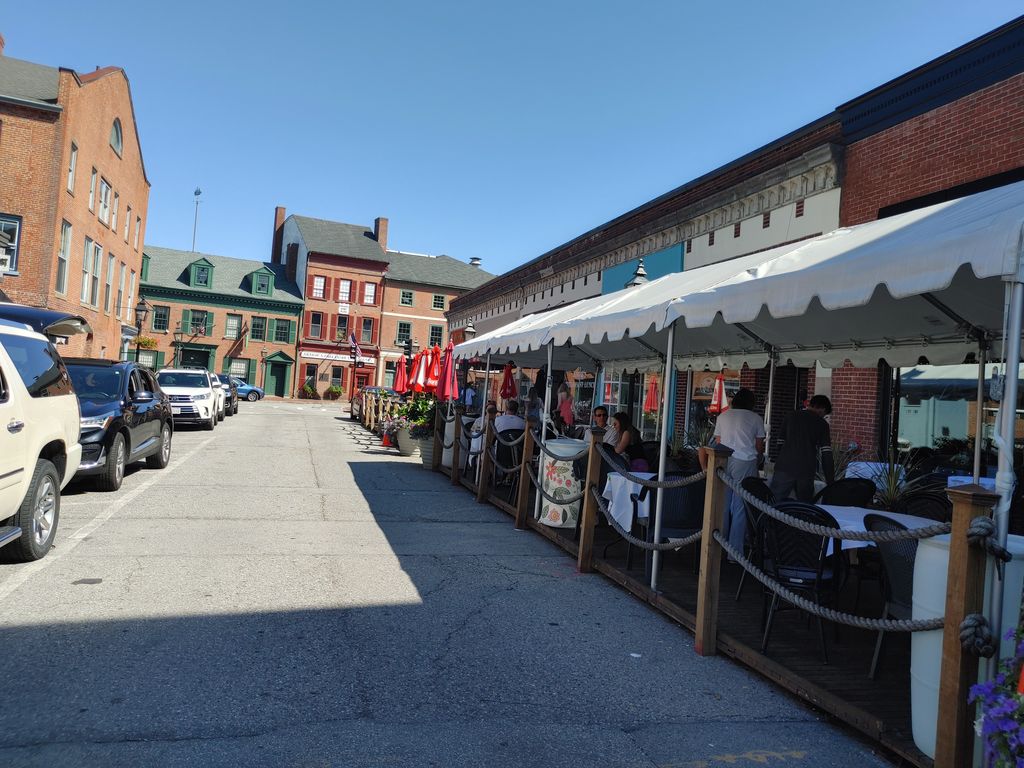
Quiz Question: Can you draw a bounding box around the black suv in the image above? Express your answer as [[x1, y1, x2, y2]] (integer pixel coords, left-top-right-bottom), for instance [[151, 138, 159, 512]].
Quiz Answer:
[[64, 359, 174, 491], [215, 374, 239, 416]]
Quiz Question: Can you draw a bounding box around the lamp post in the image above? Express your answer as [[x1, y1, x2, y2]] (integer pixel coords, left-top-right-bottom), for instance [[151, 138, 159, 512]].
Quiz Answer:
[[260, 347, 268, 389], [172, 322, 183, 368], [133, 298, 150, 362], [463, 318, 477, 342]]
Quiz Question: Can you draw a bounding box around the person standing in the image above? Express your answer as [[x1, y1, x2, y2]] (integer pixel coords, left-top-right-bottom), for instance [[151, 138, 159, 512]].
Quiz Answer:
[[769, 394, 834, 502], [712, 388, 766, 553]]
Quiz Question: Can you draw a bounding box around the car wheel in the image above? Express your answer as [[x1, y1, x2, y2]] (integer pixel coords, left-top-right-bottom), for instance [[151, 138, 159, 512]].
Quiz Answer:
[[4, 459, 60, 562], [205, 412, 216, 430], [247, 391, 259, 401], [146, 422, 172, 469], [233, 402, 239, 415], [97, 433, 127, 492], [224, 401, 233, 418]]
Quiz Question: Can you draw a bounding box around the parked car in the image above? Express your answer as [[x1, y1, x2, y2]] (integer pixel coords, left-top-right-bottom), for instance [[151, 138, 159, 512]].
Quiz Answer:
[[0, 318, 82, 561], [64, 359, 173, 491], [203, 369, 226, 422], [231, 377, 264, 401], [215, 374, 239, 415], [351, 386, 398, 421], [155, 368, 219, 430]]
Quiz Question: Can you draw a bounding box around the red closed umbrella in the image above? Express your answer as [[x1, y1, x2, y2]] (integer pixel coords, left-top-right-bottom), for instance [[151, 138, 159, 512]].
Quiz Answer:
[[499, 362, 517, 400], [436, 341, 459, 401], [708, 372, 729, 415], [394, 354, 408, 394], [643, 375, 659, 413], [425, 344, 441, 392], [412, 351, 428, 393]]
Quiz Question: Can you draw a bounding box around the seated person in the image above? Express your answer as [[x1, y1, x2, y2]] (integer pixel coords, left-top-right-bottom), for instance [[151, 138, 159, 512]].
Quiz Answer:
[[582, 406, 619, 445], [612, 412, 649, 472], [470, 400, 498, 436], [494, 399, 526, 433]]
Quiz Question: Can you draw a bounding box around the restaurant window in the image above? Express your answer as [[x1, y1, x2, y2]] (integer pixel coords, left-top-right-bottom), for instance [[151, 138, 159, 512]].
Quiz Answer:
[[250, 315, 267, 341], [225, 314, 242, 339], [400, 290, 414, 306], [312, 275, 325, 299], [360, 317, 374, 345], [338, 279, 351, 302], [428, 324, 443, 347], [152, 305, 170, 332], [190, 310, 208, 336], [396, 321, 411, 345], [330, 366, 343, 387], [55, 220, 71, 293], [274, 319, 292, 343], [309, 312, 323, 339], [363, 282, 377, 305], [304, 363, 317, 385], [335, 315, 349, 340], [67, 143, 78, 192], [432, 294, 445, 310]]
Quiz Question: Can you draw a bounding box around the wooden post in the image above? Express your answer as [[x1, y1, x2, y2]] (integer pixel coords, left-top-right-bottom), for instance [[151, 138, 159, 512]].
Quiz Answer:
[[694, 444, 733, 656], [476, 418, 495, 503], [576, 427, 606, 573], [363, 393, 372, 430], [514, 417, 538, 529], [934, 484, 999, 768], [431, 405, 444, 471], [451, 405, 464, 485]]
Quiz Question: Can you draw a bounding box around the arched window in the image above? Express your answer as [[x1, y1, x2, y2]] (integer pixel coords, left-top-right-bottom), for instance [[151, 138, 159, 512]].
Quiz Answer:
[[110, 118, 123, 156]]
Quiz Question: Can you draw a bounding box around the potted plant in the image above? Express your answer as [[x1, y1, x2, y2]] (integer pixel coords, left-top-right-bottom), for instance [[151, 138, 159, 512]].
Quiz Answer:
[[868, 449, 941, 511], [970, 622, 1024, 767], [394, 399, 436, 465], [323, 385, 344, 401], [135, 336, 158, 350], [300, 384, 320, 400]]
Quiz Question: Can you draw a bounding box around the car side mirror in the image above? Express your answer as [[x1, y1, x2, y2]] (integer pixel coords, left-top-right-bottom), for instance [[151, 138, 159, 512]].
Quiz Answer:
[[133, 390, 155, 403]]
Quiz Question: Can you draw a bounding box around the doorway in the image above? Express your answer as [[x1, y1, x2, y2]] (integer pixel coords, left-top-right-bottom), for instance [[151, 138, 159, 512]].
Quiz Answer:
[[266, 362, 288, 398], [180, 348, 210, 369]]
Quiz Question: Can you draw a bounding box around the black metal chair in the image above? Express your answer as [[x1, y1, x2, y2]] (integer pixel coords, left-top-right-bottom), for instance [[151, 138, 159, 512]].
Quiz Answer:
[[629, 475, 706, 578], [895, 491, 952, 523], [760, 501, 844, 663], [813, 477, 877, 507], [864, 513, 918, 679], [492, 429, 524, 501], [735, 476, 774, 602]]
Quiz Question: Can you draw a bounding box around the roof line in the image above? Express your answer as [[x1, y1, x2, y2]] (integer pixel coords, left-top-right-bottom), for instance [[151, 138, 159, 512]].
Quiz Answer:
[[0, 93, 61, 113]]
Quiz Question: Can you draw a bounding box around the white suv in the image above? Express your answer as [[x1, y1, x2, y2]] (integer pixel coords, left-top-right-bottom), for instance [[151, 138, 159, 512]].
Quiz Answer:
[[0, 320, 82, 561], [155, 368, 219, 430]]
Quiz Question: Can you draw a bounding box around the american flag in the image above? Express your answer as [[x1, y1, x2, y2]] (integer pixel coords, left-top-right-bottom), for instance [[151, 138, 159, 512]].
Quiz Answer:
[[349, 332, 362, 362]]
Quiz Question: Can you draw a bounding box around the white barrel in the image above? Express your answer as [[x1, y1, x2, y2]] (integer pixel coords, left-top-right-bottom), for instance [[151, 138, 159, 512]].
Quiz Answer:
[[441, 415, 474, 471]]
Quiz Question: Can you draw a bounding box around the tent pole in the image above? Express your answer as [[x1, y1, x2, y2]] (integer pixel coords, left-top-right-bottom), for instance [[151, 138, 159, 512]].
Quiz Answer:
[[534, 341, 554, 522], [974, 342, 987, 482], [651, 323, 676, 591], [988, 278, 1024, 665], [764, 350, 777, 453], [683, 369, 693, 441], [482, 353, 491, 406]]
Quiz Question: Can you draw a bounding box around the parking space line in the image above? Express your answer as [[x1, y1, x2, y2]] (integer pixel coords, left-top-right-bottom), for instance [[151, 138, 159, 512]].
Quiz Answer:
[[0, 434, 217, 603]]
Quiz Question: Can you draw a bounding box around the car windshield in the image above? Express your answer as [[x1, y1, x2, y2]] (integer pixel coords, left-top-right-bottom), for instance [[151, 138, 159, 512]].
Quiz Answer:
[[231, 378, 246, 387], [67, 365, 123, 402], [157, 372, 209, 388]]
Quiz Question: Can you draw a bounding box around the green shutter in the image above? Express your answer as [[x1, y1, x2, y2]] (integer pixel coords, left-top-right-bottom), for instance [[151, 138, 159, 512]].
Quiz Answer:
[[154, 351, 164, 369], [267, 319, 277, 342], [205, 312, 214, 337], [247, 358, 257, 385], [222, 356, 232, 375], [182, 309, 192, 333], [287, 319, 296, 344]]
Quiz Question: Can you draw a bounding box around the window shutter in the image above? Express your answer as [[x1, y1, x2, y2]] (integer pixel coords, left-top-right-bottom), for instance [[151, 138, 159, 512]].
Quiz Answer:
[[247, 358, 256, 385], [354, 281, 362, 305], [154, 351, 164, 369], [288, 319, 296, 344], [205, 312, 214, 337], [305, 272, 315, 298], [182, 309, 192, 333], [325, 277, 334, 303], [303, 311, 312, 339], [268, 318, 277, 342], [222, 356, 232, 375]]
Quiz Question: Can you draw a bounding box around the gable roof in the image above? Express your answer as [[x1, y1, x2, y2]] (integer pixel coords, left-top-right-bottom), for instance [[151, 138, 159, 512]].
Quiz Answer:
[[0, 55, 59, 108], [384, 250, 494, 291], [141, 245, 304, 305], [291, 216, 388, 262]]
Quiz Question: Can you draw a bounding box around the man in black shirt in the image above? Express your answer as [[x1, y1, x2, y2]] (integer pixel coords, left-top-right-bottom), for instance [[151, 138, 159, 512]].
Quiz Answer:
[[769, 395, 835, 502]]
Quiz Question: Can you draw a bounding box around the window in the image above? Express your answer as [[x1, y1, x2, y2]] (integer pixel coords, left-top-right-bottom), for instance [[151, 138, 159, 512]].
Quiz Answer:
[[110, 118, 123, 155], [225, 314, 241, 339], [250, 316, 267, 341], [686, 239, 692, 254], [0, 214, 21, 273], [428, 325, 443, 347], [795, 199, 805, 218], [89, 168, 97, 211], [384, 362, 395, 388], [67, 143, 77, 192], [330, 366, 343, 387], [309, 312, 323, 339], [396, 321, 411, 344], [111, 193, 119, 232], [733, 222, 741, 238], [80, 238, 101, 305], [136, 350, 156, 368], [116, 264, 125, 319], [400, 290, 414, 306], [762, 211, 771, 228], [55, 220, 71, 293], [190, 310, 208, 335], [274, 319, 291, 343], [98, 179, 112, 224], [708, 230, 715, 246], [432, 294, 445, 310], [1, 334, 73, 398], [363, 283, 376, 304], [126, 270, 136, 324], [193, 266, 209, 287], [124, 205, 131, 241], [359, 317, 374, 345], [152, 305, 169, 332], [338, 279, 351, 302], [304, 363, 317, 385], [335, 315, 348, 340], [312, 275, 325, 299], [229, 359, 249, 379], [104, 254, 115, 312], [134, 216, 141, 249], [255, 272, 271, 295]]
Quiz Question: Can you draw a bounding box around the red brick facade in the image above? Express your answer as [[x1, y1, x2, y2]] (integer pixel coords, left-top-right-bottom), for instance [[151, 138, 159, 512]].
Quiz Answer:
[[379, 279, 457, 386], [0, 63, 149, 357]]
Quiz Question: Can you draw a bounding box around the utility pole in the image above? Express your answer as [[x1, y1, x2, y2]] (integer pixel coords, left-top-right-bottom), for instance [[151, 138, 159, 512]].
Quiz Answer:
[[191, 187, 202, 251]]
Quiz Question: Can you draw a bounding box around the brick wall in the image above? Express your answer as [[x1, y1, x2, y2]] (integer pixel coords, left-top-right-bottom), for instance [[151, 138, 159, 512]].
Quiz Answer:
[[380, 279, 461, 385], [828, 363, 881, 457]]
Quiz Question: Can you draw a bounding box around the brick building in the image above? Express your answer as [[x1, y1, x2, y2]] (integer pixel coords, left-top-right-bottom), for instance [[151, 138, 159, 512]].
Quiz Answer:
[[378, 251, 492, 387], [139, 246, 303, 396], [0, 39, 150, 357]]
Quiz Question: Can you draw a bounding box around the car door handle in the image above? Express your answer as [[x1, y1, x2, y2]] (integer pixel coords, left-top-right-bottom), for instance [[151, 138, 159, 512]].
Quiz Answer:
[[7, 420, 25, 433]]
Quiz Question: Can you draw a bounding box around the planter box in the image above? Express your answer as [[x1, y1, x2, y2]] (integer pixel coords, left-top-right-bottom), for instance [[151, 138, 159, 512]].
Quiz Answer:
[[396, 427, 433, 466]]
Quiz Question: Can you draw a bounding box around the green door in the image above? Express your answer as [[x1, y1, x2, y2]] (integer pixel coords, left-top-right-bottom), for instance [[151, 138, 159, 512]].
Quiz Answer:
[[266, 362, 288, 398]]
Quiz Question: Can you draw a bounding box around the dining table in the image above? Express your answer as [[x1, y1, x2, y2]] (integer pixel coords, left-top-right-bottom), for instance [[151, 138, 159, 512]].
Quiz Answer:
[[816, 504, 939, 553], [602, 471, 656, 532]]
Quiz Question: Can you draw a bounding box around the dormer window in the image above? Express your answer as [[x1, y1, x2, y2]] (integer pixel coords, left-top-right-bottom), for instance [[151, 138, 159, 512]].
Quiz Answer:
[[194, 266, 210, 286], [110, 118, 123, 156], [188, 258, 215, 289], [249, 268, 274, 296], [255, 273, 271, 294]]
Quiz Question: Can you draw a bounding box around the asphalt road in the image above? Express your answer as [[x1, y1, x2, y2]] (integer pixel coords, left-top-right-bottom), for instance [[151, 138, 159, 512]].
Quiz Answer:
[[0, 402, 897, 767]]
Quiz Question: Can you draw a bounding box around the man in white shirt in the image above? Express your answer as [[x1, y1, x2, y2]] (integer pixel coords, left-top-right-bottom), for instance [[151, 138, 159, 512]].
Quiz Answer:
[[712, 388, 766, 553], [582, 406, 619, 445], [494, 399, 526, 433]]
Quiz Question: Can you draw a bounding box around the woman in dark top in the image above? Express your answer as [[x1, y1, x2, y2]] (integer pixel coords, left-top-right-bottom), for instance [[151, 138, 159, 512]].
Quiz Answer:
[[612, 412, 649, 471]]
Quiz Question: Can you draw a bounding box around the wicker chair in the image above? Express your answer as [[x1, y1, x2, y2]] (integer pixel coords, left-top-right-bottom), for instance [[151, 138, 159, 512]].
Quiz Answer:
[[864, 513, 918, 678]]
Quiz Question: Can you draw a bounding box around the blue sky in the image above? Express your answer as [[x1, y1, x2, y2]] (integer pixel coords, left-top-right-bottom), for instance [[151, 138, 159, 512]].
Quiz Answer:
[[5, 2, 1022, 275]]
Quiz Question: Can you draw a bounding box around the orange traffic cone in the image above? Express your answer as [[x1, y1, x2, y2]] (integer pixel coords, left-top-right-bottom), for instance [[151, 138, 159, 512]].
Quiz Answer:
[[382, 433, 391, 447]]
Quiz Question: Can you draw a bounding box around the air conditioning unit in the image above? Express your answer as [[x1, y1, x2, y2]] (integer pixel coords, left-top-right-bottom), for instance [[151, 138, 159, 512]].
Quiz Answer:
[[0, 251, 11, 272]]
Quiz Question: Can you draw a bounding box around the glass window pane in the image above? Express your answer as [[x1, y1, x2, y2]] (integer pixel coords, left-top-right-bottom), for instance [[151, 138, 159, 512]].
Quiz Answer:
[[251, 316, 266, 340]]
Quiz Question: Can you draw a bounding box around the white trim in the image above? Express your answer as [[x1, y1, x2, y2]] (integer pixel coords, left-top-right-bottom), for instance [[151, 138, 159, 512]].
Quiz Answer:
[[381, 311, 443, 322]]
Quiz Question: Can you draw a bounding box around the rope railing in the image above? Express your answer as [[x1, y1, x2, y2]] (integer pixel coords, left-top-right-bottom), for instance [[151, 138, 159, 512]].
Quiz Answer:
[[712, 531, 945, 632], [524, 465, 585, 505], [442, 439, 455, 450], [490, 452, 521, 475], [717, 469, 951, 542], [595, 444, 707, 489], [494, 431, 526, 447], [440, 411, 458, 424], [531, 431, 589, 462], [592, 487, 701, 551]]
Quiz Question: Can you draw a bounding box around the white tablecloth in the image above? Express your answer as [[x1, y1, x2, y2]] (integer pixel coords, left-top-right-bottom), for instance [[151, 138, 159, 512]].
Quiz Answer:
[[602, 472, 656, 531], [817, 504, 938, 552]]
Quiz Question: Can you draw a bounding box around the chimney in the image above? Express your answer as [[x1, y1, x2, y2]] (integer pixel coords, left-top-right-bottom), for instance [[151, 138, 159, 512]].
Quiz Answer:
[[286, 243, 298, 282], [374, 217, 388, 251], [271, 206, 286, 263], [469, 256, 482, 268]]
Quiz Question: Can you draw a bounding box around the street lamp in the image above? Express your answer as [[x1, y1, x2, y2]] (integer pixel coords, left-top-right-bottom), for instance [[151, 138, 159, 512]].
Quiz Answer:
[[172, 322, 183, 368], [463, 318, 477, 341], [133, 298, 150, 362], [260, 346, 268, 389]]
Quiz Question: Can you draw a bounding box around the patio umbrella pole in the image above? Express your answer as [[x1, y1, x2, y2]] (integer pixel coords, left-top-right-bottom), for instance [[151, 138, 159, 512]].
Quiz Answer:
[[683, 369, 693, 441], [534, 341, 554, 522], [764, 349, 777, 454], [988, 277, 1024, 674], [651, 323, 675, 591], [974, 341, 987, 482]]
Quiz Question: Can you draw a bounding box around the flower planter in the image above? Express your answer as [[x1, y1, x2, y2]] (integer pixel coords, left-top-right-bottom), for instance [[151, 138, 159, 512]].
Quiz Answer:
[[396, 427, 433, 466]]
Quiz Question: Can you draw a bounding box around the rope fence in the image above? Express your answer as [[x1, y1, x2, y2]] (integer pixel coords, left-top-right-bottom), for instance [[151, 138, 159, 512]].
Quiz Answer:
[[592, 487, 702, 551], [524, 465, 585, 505], [595, 445, 707, 488], [494, 431, 526, 447], [531, 431, 589, 462]]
